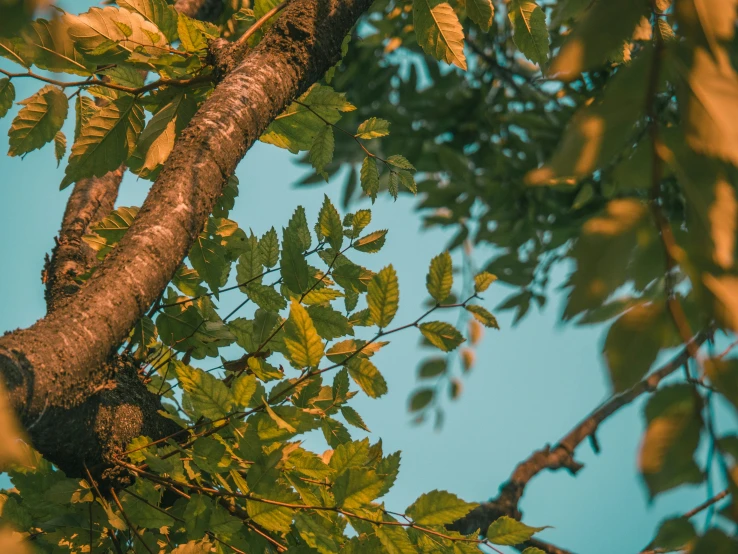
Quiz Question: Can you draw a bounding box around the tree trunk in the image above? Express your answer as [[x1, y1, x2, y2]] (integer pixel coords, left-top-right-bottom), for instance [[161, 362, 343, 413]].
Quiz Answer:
[[0, 0, 371, 480]]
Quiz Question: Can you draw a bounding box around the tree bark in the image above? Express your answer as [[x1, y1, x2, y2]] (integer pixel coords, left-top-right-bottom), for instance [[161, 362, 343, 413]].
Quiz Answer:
[[44, 168, 124, 312], [0, 0, 370, 477]]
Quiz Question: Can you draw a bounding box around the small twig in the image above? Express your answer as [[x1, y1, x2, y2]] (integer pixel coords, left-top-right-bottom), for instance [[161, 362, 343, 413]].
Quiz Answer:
[[109, 488, 154, 554], [235, 0, 292, 47]]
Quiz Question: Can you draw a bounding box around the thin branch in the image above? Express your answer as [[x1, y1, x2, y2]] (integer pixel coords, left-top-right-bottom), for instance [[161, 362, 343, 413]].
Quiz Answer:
[[450, 331, 709, 535], [109, 488, 154, 554], [235, 0, 292, 47]]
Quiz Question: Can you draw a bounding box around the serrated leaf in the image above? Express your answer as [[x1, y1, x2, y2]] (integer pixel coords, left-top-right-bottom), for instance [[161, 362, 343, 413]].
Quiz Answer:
[[413, 0, 467, 70], [419, 321, 465, 351], [284, 300, 324, 368], [288, 205, 312, 251], [261, 84, 355, 153], [360, 156, 379, 201], [318, 194, 343, 250], [62, 95, 144, 188], [190, 233, 229, 298], [259, 227, 279, 268], [387, 154, 415, 171], [375, 525, 416, 554], [474, 271, 497, 293], [118, 0, 179, 43], [175, 363, 233, 420], [295, 512, 339, 554], [466, 0, 494, 31], [354, 230, 387, 253], [8, 85, 68, 157], [341, 406, 370, 432], [333, 468, 385, 509], [508, 0, 549, 65], [465, 305, 499, 329], [65, 6, 169, 63], [307, 305, 353, 340], [82, 206, 139, 255], [347, 357, 388, 398], [356, 117, 390, 139], [406, 490, 478, 525], [0, 79, 14, 119], [368, 265, 399, 328], [281, 229, 311, 294], [246, 283, 286, 312], [486, 516, 548, 545], [426, 251, 453, 302], [236, 233, 263, 286], [53, 131, 66, 166], [309, 125, 334, 181]]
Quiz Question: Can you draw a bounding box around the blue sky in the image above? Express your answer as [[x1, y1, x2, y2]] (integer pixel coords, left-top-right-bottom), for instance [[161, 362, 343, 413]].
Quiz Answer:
[[0, 3, 720, 552]]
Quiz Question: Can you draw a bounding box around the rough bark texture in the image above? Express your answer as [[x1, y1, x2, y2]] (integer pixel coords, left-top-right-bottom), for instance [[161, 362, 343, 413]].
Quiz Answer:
[[44, 168, 124, 312], [0, 0, 371, 477]]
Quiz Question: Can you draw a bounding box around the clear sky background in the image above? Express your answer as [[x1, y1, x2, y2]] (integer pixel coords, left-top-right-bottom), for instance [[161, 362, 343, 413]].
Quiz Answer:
[[0, 3, 719, 552]]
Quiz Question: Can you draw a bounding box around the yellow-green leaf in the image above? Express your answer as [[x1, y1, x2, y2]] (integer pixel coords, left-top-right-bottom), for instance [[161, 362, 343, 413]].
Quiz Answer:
[[426, 251, 453, 302], [474, 271, 497, 293], [508, 0, 549, 66], [406, 490, 478, 525], [486, 516, 548, 546], [419, 321, 465, 352], [413, 0, 467, 70], [368, 265, 399, 328], [8, 85, 67, 157], [284, 299, 325, 368]]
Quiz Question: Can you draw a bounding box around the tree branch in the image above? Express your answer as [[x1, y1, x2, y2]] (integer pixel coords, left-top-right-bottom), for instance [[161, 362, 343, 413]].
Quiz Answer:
[[0, 0, 371, 476], [44, 168, 124, 312], [449, 331, 709, 536]]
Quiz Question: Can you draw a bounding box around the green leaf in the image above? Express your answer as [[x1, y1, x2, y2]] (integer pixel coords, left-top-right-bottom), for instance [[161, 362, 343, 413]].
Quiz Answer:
[[318, 194, 343, 250], [486, 516, 548, 546], [246, 283, 286, 312], [61, 95, 144, 188], [190, 233, 229, 298], [521, 549, 547, 554], [259, 227, 280, 268], [284, 299, 325, 368], [360, 156, 379, 201], [354, 229, 387, 253], [386, 154, 415, 171], [413, 0, 467, 70], [466, 0, 494, 32], [508, 0, 549, 66], [261, 84, 354, 153], [603, 302, 670, 392], [20, 18, 93, 75], [308, 125, 334, 181], [368, 265, 399, 328], [8, 85, 68, 157], [347, 357, 388, 398], [341, 405, 370, 432], [409, 388, 434, 412], [426, 251, 453, 302], [419, 321, 465, 352], [54, 131, 66, 166], [650, 517, 696, 551], [333, 468, 385, 509], [82, 206, 139, 256], [236, 233, 264, 286], [307, 305, 353, 340], [418, 358, 446, 378], [329, 439, 370, 473], [356, 117, 390, 139], [474, 271, 497, 293], [466, 305, 499, 329], [118, 0, 179, 43], [406, 490, 478, 525], [287, 205, 312, 251], [0, 78, 14, 119], [375, 525, 416, 554], [640, 385, 703, 498], [65, 6, 168, 63], [175, 363, 233, 420], [281, 229, 311, 294], [294, 512, 339, 554], [177, 14, 209, 52]]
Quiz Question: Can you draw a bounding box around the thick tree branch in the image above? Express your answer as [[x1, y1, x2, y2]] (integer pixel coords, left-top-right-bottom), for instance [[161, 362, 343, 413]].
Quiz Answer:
[[0, 0, 370, 475], [44, 168, 124, 312], [450, 332, 709, 537]]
